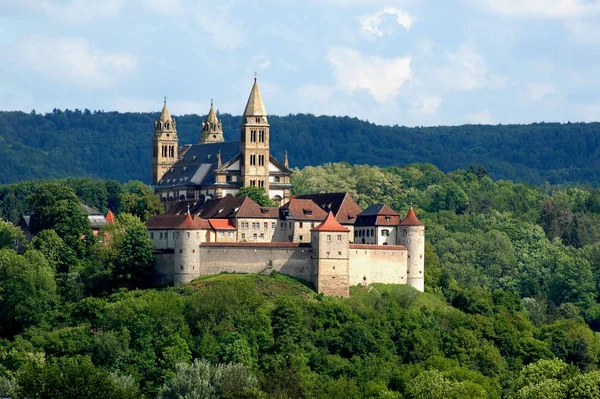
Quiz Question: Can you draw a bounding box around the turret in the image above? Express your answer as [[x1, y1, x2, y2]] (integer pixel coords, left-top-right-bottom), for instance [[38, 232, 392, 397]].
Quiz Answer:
[[173, 212, 202, 285], [311, 212, 350, 297], [199, 99, 225, 144], [398, 206, 425, 292], [152, 97, 179, 184], [240, 74, 270, 192]]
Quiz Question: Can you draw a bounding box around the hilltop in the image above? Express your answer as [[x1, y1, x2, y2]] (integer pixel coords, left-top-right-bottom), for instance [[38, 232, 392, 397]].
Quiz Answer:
[[1, 109, 600, 185]]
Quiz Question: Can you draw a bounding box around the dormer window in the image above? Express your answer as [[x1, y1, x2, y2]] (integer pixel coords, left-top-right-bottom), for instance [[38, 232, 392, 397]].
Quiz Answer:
[[303, 209, 312, 216], [385, 216, 391, 222], [348, 215, 354, 220]]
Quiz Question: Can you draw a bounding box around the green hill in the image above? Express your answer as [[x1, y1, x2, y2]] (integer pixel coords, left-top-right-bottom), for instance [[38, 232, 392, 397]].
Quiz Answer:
[[1, 108, 600, 185]]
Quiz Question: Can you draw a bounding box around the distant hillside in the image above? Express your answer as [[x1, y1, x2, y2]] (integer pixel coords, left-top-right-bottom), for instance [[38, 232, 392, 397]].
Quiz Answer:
[[1, 108, 599, 185]]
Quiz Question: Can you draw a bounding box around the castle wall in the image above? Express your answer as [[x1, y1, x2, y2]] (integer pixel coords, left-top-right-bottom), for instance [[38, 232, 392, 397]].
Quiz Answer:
[[199, 243, 313, 281], [153, 251, 174, 285], [348, 244, 407, 287]]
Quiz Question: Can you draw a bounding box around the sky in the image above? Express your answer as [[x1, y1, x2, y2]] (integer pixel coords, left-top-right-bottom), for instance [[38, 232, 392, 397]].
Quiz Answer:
[[1, 0, 599, 126]]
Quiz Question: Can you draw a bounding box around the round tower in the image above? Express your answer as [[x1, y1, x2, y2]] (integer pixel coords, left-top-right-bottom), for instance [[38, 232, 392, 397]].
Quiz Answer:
[[173, 212, 202, 285], [398, 206, 425, 292]]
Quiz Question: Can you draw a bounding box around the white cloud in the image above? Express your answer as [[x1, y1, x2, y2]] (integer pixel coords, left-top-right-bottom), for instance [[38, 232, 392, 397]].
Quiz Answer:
[[467, 109, 493, 124], [526, 82, 557, 101], [481, 0, 600, 19], [444, 43, 488, 90], [251, 56, 271, 71], [359, 7, 416, 37], [411, 96, 442, 114], [327, 46, 412, 102], [197, 7, 246, 50], [142, 0, 184, 15], [13, 36, 137, 89]]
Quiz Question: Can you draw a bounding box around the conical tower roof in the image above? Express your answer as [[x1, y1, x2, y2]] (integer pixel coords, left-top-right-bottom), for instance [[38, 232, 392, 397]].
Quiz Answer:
[[243, 77, 267, 117], [206, 99, 218, 124], [158, 97, 173, 122], [399, 206, 424, 226], [311, 212, 349, 232], [175, 212, 201, 230]]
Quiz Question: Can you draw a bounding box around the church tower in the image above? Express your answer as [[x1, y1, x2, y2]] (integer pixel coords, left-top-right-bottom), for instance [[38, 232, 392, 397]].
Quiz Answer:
[[199, 99, 224, 144], [240, 75, 270, 192], [152, 97, 179, 184]]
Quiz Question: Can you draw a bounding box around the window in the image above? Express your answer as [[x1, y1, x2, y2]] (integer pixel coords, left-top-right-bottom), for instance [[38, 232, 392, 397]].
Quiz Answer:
[[275, 176, 280, 182], [176, 232, 180, 239], [218, 232, 224, 238], [259, 180, 265, 187], [196, 232, 200, 239], [250, 180, 256, 186], [272, 222, 276, 229], [250, 154, 256, 165], [255, 117, 260, 123], [226, 175, 232, 182], [403, 229, 408, 237], [259, 155, 265, 166], [173, 232, 176, 239], [150, 232, 154, 239], [264, 222, 268, 229], [385, 216, 391, 222], [338, 251, 342, 256], [228, 232, 235, 238], [299, 235, 303, 240], [250, 130, 256, 142], [241, 233, 246, 240], [186, 232, 190, 240], [366, 230, 370, 237], [337, 234, 342, 242], [259, 130, 265, 142], [381, 229, 390, 237], [160, 232, 163, 239], [371, 229, 375, 237], [299, 222, 303, 228], [253, 233, 257, 240], [259, 233, 264, 239], [280, 222, 284, 229], [327, 235, 331, 242]]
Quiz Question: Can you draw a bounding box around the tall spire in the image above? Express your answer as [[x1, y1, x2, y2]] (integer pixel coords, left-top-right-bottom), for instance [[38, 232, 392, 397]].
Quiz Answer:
[[158, 96, 173, 123], [243, 74, 267, 117], [199, 98, 224, 144], [284, 151, 289, 168]]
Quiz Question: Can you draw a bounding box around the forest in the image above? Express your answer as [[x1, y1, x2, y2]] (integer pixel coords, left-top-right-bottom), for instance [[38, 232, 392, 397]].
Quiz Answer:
[[1, 108, 600, 185], [3, 163, 600, 397]]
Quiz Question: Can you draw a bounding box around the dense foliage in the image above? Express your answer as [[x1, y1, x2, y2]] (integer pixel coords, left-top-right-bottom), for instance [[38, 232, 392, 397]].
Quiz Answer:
[[3, 163, 600, 397], [1, 109, 600, 185]]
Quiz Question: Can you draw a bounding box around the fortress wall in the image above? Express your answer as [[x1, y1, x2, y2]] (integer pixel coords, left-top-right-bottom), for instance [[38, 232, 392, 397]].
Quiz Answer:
[[348, 245, 408, 286], [153, 251, 174, 285], [199, 243, 313, 281]]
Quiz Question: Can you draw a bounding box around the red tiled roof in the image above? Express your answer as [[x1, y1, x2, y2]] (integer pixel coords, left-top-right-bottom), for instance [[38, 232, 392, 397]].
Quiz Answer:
[[296, 192, 362, 224], [146, 215, 187, 229], [176, 213, 201, 230], [208, 219, 236, 230], [311, 212, 350, 232], [236, 197, 279, 218], [281, 199, 328, 221], [399, 208, 424, 226], [105, 210, 115, 224]]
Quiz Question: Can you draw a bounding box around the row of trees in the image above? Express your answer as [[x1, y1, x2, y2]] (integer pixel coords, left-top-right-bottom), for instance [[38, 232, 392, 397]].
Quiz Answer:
[[1, 108, 600, 185]]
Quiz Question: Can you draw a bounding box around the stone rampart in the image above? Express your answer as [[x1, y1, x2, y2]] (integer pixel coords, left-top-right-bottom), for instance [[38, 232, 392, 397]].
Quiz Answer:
[[348, 244, 408, 286]]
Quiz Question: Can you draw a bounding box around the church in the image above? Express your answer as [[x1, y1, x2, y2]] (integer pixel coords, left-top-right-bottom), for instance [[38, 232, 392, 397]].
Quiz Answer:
[[151, 77, 292, 210]]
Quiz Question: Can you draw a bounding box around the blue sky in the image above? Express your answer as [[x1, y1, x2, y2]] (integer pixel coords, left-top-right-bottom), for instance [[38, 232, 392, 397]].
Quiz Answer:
[[1, 0, 599, 126]]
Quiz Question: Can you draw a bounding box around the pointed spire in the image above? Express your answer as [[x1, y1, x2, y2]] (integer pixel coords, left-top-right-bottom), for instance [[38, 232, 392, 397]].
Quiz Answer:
[[187, 203, 190, 214], [243, 75, 267, 117], [284, 151, 289, 168], [206, 98, 218, 124], [158, 96, 173, 122], [217, 150, 222, 168], [400, 206, 424, 226], [176, 212, 200, 230], [105, 210, 115, 224]]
